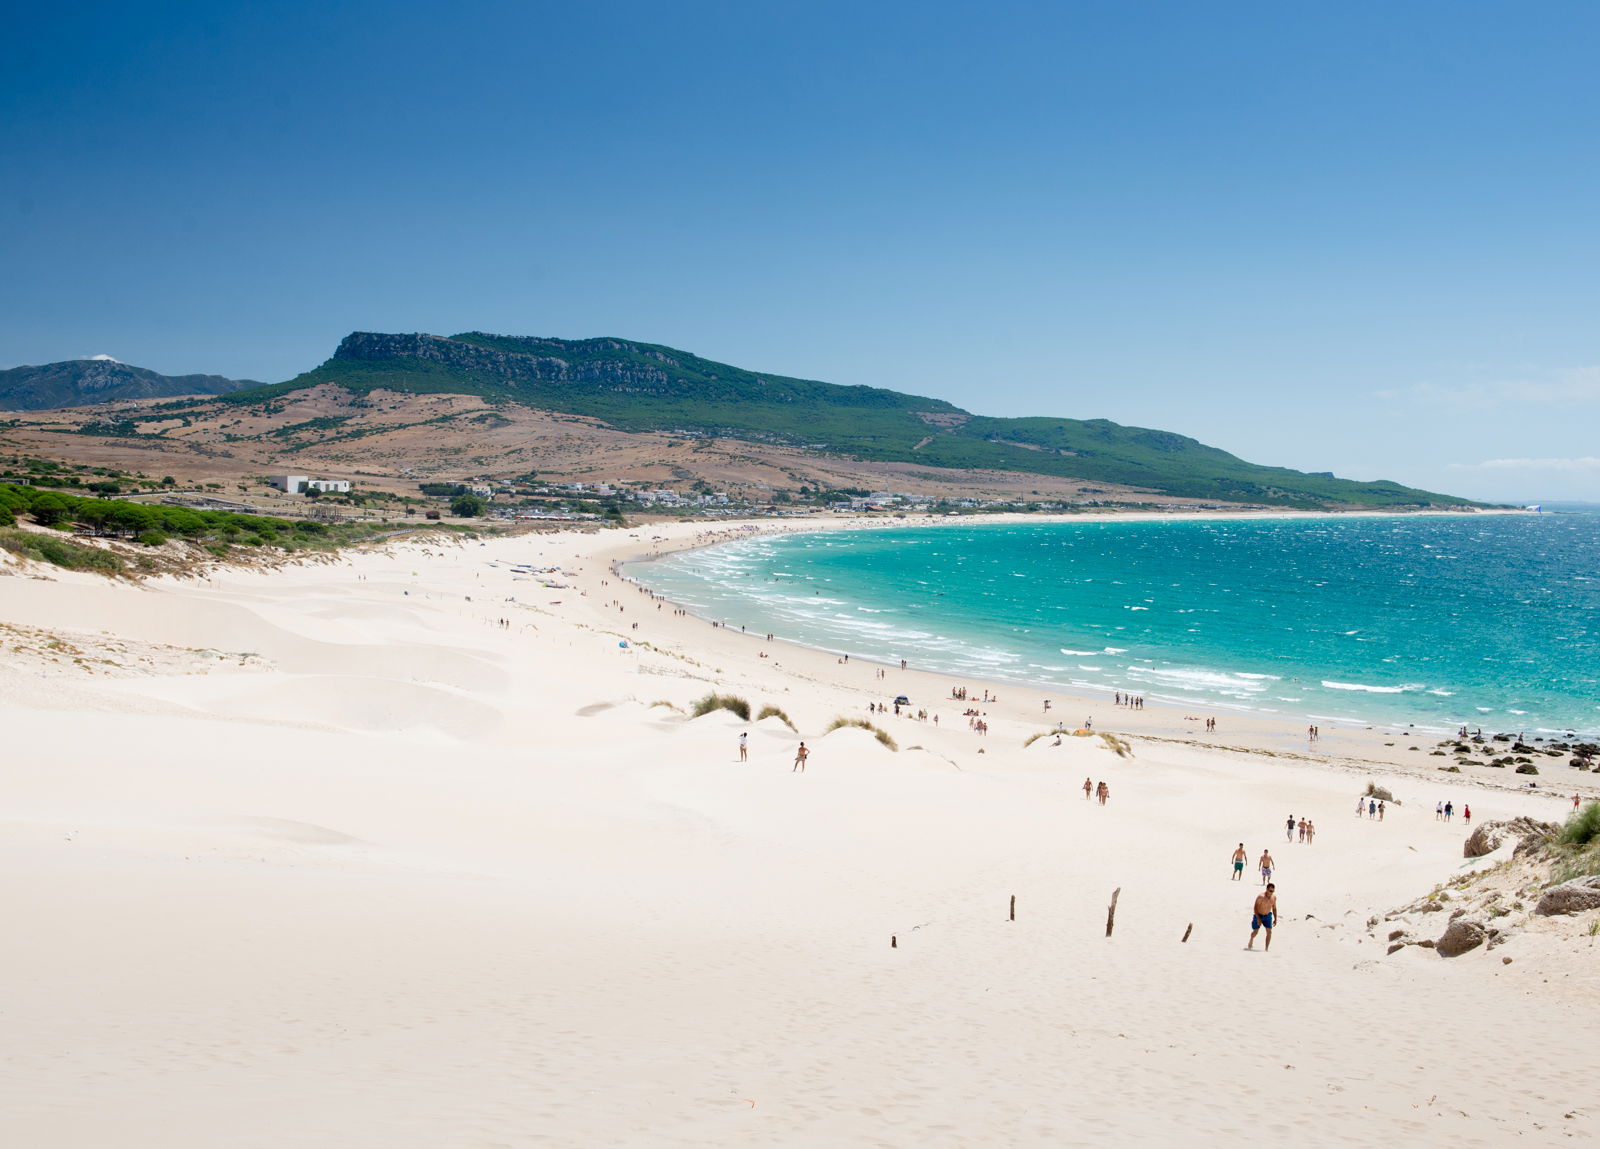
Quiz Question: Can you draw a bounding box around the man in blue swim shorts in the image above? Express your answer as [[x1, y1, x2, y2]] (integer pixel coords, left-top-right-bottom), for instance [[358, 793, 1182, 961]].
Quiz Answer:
[[1249, 884, 1278, 951]]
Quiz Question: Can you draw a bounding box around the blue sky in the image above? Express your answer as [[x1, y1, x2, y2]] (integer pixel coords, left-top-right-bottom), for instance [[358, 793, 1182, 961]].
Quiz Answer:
[[3, 1, 1597, 501]]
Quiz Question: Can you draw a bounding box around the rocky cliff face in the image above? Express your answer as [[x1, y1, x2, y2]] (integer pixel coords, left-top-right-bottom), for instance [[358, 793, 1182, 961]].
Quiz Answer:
[[335, 332, 680, 393]]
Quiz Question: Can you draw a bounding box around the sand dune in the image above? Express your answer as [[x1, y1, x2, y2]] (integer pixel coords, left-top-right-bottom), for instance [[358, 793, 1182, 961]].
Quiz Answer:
[[3, 521, 1597, 1146]]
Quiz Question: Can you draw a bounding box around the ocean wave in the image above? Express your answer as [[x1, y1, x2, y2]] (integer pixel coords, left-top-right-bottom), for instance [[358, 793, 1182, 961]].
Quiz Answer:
[[1123, 666, 1277, 693], [1321, 681, 1413, 694], [1060, 648, 1099, 656]]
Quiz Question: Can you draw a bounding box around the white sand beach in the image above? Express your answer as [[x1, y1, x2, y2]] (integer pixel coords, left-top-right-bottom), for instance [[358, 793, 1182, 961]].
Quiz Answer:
[[3, 517, 1598, 1147]]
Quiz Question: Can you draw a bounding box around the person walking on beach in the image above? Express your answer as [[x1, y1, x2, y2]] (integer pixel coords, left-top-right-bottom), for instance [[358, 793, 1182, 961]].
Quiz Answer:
[[1368, 799, 1377, 819], [1083, 777, 1093, 800], [1231, 843, 1247, 881], [1285, 816, 1296, 842], [1463, 805, 1471, 825], [1436, 801, 1444, 821], [1259, 849, 1275, 885], [1444, 801, 1453, 822], [739, 732, 748, 762], [1305, 820, 1316, 844], [1378, 801, 1386, 821], [1297, 817, 1308, 843], [792, 742, 809, 773], [1248, 884, 1278, 951]]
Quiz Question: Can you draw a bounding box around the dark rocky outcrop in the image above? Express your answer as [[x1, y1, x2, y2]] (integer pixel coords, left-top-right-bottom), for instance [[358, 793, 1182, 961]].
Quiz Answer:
[[1534, 876, 1600, 916], [1435, 917, 1490, 956]]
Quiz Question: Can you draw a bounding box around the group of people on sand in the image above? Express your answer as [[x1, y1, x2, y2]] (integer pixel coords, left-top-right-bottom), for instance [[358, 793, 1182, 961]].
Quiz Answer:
[[1082, 777, 1110, 804], [1285, 815, 1316, 843], [1224, 844, 1281, 950], [1435, 800, 1470, 823], [1113, 692, 1144, 709], [1359, 796, 1387, 820], [1230, 843, 1282, 884]]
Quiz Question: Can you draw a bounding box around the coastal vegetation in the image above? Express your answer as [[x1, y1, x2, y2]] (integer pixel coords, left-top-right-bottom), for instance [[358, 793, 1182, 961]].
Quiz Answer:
[[0, 481, 481, 576], [756, 704, 796, 730], [0, 527, 126, 573], [1559, 802, 1600, 848], [826, 716, 897, 750], [690, 692, 751, 720]]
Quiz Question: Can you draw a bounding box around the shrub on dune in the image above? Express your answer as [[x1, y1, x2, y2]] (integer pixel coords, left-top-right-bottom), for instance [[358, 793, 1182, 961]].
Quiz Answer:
[[690, 692, 751, 720], [1559, 802, 1600, 847], [826, 716, 897, 751], [756, 704, 796, 730]]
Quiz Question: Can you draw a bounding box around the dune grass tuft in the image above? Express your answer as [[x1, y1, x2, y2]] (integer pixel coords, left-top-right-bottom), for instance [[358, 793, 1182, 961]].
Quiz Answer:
[[1559, 801, 1600, 847], [756, 704, 796, 730], [826, 716, 898, 751], [690, 692, 751, 720], [1024, 728, 1067, 748], [1099, 732, 1133, 758]]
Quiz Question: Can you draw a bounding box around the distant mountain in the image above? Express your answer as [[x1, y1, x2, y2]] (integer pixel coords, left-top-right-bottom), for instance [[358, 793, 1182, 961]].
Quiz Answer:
[[219, 330, 1480, 510], [0, 358, 258, 411]]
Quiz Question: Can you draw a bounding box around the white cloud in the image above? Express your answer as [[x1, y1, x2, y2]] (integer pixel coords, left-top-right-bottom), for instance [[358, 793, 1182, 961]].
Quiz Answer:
[[85, 353, 120, 362], [1448, 456, 1600, 472], [1377, 366, 1600, 407]]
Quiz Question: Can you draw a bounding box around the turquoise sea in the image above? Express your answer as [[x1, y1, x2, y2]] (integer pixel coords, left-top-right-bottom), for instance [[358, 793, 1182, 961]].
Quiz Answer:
[[627, 512, 1600, 737]]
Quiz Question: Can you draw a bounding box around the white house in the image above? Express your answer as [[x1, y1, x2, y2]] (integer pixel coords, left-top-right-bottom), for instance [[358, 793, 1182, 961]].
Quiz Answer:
[[266, 475, 350, 495]]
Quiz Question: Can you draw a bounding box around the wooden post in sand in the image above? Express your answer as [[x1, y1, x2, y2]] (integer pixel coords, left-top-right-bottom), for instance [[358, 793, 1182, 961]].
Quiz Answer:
[[891, 935, 897, 949], [1182, 922, 1193, 944], [1009, 895, 1016, 922], [1105, 888, 1121, 937]]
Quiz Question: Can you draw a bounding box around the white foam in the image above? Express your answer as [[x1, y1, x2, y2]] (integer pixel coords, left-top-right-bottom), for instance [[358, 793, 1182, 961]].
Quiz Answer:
[[1322, 681, 1409, 694]]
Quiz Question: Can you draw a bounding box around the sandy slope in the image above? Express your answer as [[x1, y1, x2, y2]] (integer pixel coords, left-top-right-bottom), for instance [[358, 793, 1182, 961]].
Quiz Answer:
[[2, 523, 1596, 1148]]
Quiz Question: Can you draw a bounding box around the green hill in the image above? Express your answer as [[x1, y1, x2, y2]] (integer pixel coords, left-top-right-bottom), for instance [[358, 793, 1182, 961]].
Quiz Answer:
[[231, 330, 1478, 509], [0, 358, 257, 411]]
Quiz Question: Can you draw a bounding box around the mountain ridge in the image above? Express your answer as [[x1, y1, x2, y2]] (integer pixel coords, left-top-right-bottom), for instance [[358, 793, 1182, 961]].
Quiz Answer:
[[0, 359, 258, 411], [232, 330, 1477, 509]]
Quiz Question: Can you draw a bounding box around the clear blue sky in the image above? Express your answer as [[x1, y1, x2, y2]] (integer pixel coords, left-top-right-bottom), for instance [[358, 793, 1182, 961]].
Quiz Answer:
[[4, 1, 1597, 501]]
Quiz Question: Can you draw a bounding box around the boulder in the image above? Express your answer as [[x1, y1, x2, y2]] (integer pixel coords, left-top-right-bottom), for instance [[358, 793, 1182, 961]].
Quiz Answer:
[[1435, 917, 1489, 957], [1533, 876, 1600, 917], [1463, 817, 1558, 858]]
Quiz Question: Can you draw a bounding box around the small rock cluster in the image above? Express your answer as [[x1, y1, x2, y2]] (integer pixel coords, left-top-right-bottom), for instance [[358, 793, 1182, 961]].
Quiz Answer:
[[1432, 734, 1599, 773]]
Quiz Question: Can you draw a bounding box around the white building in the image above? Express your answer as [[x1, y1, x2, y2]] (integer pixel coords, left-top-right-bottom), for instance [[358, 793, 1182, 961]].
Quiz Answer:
[[266, 475, 350, 495]]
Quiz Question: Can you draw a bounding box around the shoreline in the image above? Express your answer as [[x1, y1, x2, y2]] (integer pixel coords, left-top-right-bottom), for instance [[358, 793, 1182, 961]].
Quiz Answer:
[[590, 513, 1597, 801]]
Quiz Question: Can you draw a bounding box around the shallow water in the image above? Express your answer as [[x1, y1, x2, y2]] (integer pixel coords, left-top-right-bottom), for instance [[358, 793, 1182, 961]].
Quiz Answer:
[[628, 513, 1600, 737]]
